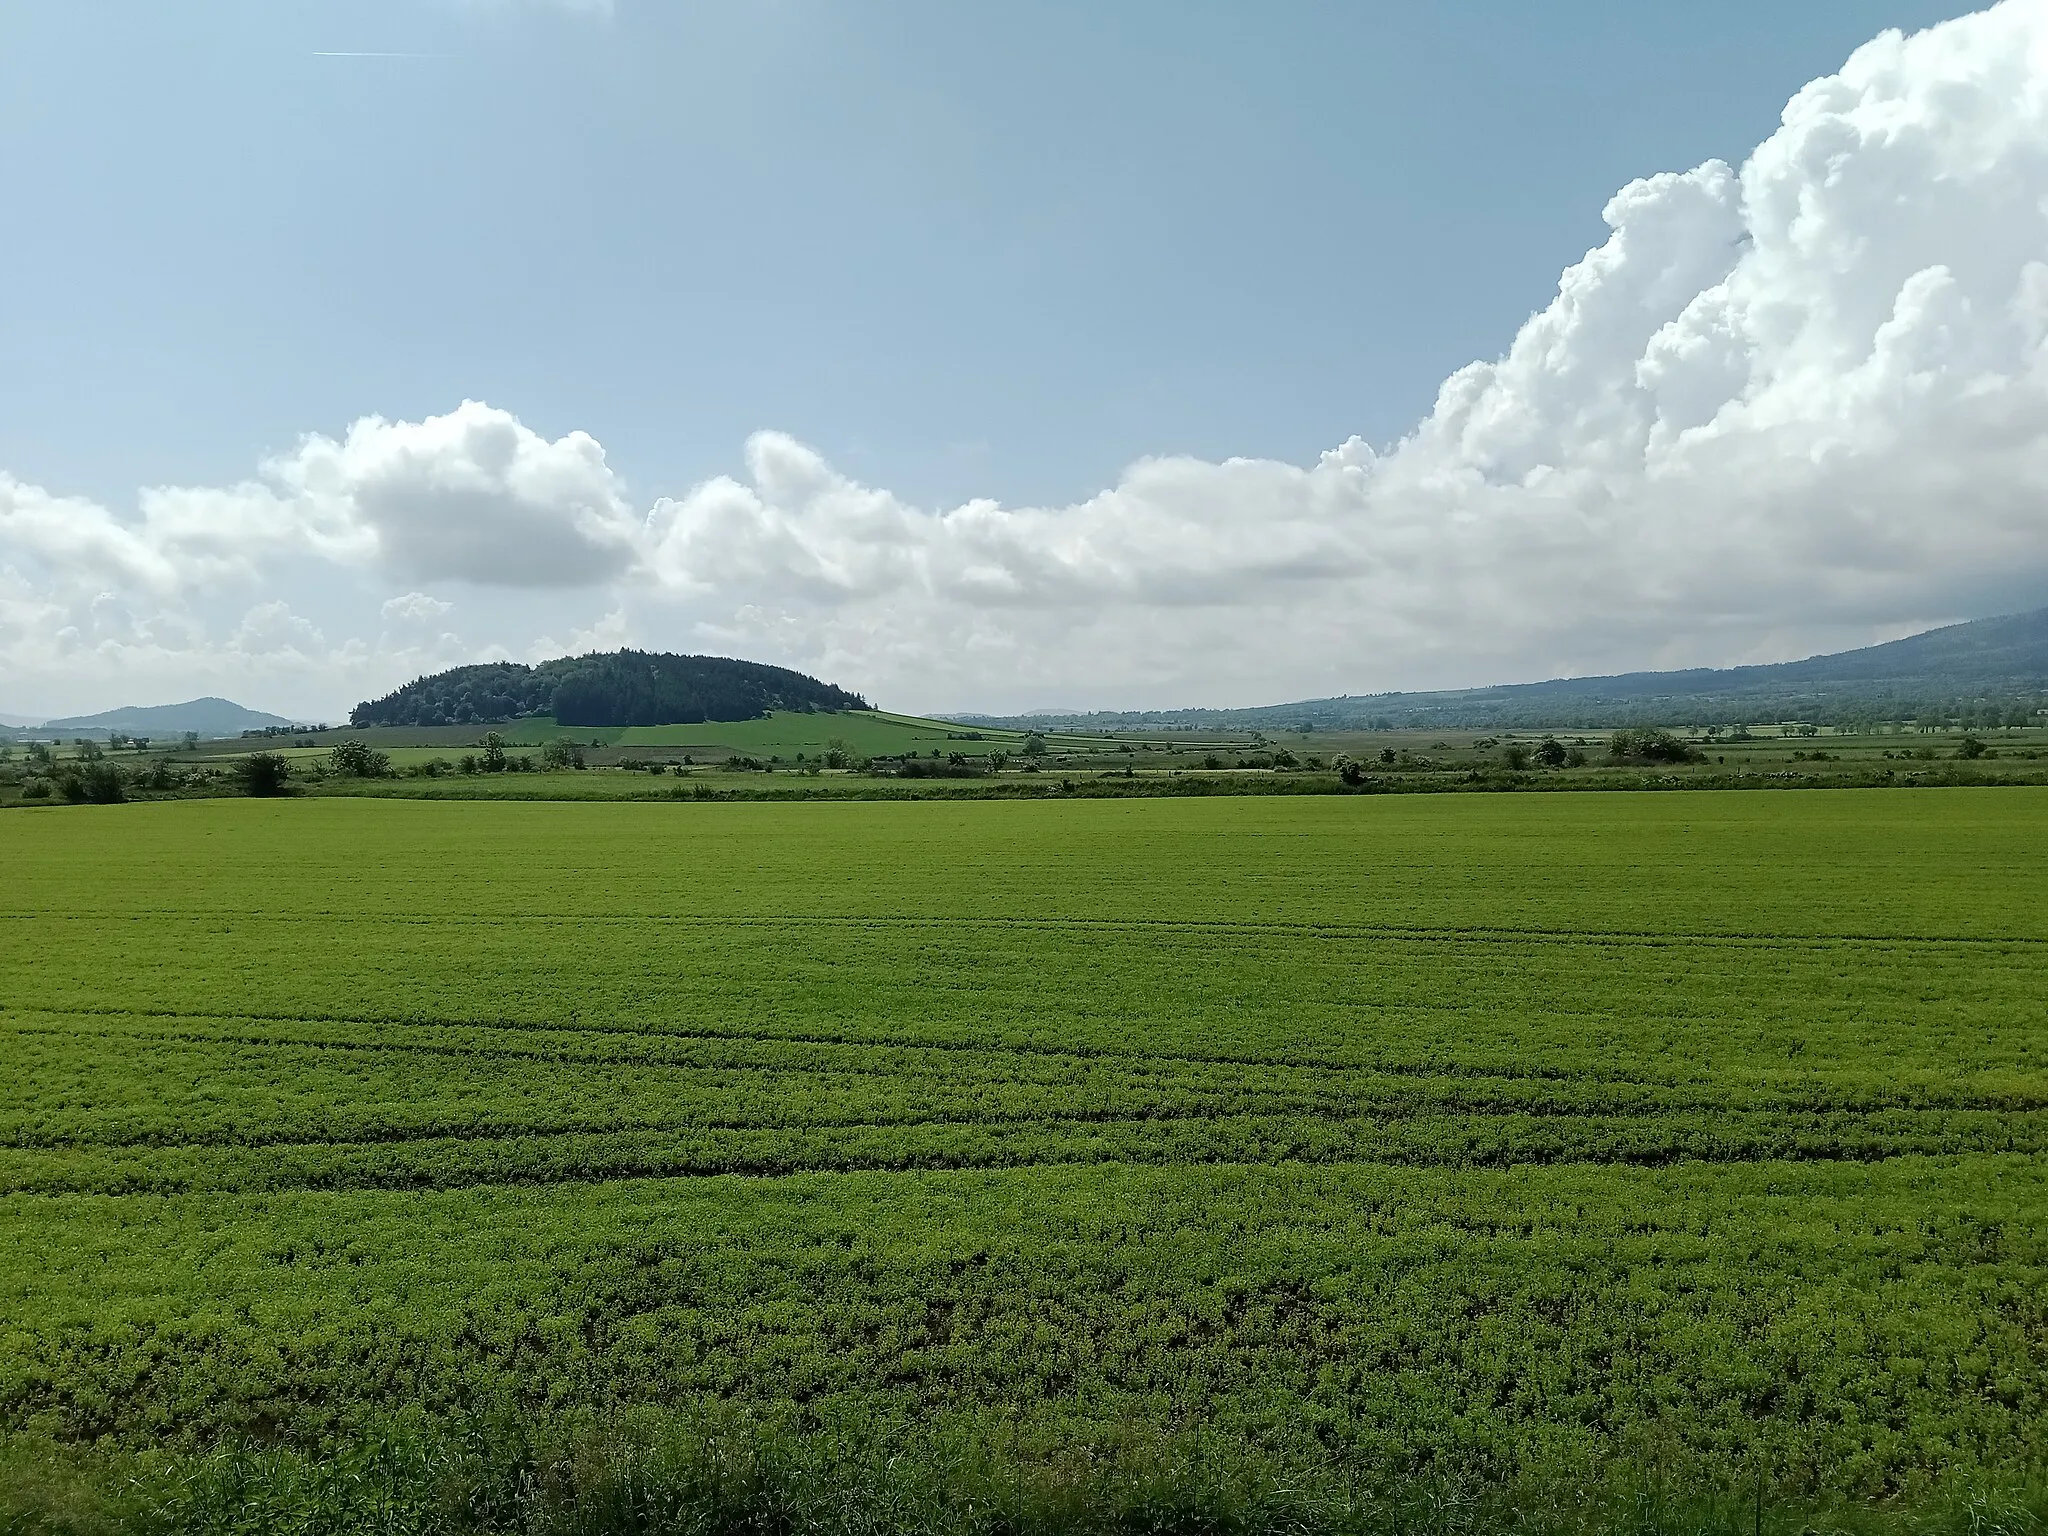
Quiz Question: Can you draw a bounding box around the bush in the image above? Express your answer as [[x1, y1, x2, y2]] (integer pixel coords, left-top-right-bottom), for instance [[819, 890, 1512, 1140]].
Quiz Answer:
[[236, 752, 292, 797], [21, 779, 51, 800], [1608, 728, 1702, 765], [328, 740, 392, 778], [1533, 738, 1568, 768], [541, 738, 586, 770], [1502, 744, 1531, 771], [896, 758, 984, 779], [1956, 736, 1989, 760], [57, 762, 126, 804]]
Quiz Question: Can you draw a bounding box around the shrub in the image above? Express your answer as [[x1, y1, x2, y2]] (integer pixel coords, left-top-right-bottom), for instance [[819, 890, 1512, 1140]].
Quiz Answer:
[[236, 753, 292, 797], [541, 738, 586, 770], [328, 740, 392, 778], [1533, 738, 1568, 768], [58, 762, 126, 804], [22, 779, 51, 800], [1502, 744, 1531, 771], [1609, 728, 1702, 765], [896, 758, 983, 779], [1956, 736, 1988, 760]]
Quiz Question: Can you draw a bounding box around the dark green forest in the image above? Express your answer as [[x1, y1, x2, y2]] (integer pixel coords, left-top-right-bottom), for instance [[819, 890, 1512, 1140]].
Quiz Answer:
[[350, 651, 866, 728]]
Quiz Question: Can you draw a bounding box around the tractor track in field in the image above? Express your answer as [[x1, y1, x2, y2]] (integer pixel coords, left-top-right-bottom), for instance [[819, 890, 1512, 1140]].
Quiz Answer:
[[4, 908, 2048, 950]]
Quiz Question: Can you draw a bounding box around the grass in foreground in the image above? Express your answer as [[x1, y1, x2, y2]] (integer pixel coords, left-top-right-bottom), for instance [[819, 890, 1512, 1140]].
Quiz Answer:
[[2, 792, 2046, 1529]]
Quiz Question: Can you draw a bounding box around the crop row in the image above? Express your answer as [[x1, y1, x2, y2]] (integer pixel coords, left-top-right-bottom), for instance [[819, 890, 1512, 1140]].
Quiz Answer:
[[5, 1012, 2045, 1152]]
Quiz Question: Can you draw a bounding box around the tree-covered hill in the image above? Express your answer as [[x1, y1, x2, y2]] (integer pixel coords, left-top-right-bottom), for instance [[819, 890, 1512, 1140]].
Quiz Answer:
[[351, 651, 867, 728]]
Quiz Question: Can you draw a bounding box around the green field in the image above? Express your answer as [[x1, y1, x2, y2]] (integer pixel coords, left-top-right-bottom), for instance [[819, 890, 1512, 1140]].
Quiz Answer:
[[3, 791, 2046, 1530], [245, 709, 1097, 760]]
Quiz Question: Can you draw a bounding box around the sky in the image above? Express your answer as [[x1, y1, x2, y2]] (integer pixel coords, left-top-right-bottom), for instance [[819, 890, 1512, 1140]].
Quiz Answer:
[[0, 0, 2037, 721]]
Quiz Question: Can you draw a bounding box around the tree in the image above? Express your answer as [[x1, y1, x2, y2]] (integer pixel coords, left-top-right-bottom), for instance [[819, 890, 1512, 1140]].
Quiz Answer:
[[1022, 732, 1048, 758], [1956, 735, 1989, 760], [1533, 737, 1568, 768], [237, 752, 292, 797], [58, 762, 126, 804], [1609, 728, 1700, 765], [540, 737, 585, 770], [329, 740, 392, 777], [1502, 744, 1531, 771], [482, 731, 508, 773]]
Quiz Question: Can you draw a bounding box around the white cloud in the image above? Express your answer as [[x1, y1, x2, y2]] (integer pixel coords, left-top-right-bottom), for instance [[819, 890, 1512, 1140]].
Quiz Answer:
[[265, 402, 638, 588], [3, 2, 2048, 714], [381, 591, 455, 626], [633, 0, 2048, 705], [232, 601, 326, 657]]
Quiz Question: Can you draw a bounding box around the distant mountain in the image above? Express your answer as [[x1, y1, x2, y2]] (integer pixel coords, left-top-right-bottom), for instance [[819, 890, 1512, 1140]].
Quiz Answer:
[[353, 650, 867, 728], [0, 712, 42, 728], [40, 697, 299, 737], [958, 607, 2048, 733]]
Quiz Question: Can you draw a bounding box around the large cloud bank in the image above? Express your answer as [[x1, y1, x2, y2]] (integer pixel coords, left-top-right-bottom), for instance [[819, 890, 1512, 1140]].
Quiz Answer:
[[6, 0, 2048, 715]]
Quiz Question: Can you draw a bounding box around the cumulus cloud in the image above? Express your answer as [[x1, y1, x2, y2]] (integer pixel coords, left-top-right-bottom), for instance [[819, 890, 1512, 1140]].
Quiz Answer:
[[4, 1, 2047, 714], [632, 0, 2048, 704], [265, 403, 639, 587]]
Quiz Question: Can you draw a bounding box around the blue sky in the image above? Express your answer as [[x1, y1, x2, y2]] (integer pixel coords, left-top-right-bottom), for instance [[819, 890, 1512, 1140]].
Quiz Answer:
[[3, 1, 1959, 510], [1, 0, 2034, 718]]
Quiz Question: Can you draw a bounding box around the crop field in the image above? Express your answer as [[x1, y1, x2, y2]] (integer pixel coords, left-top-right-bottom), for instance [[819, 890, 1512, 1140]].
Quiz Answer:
[[2, 790, 2046, 1528], [247, 709, 1097, 760]]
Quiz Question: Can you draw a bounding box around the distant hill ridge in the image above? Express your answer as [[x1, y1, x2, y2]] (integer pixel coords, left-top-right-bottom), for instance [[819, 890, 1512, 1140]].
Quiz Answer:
[[40, 697, 297, 736], [958, 606, 2048, 732], [352, 650, 867, 729]]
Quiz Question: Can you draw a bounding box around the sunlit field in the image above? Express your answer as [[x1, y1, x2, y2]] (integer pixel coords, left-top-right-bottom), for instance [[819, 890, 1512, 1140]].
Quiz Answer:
[[3, 790, 2045, 1530]]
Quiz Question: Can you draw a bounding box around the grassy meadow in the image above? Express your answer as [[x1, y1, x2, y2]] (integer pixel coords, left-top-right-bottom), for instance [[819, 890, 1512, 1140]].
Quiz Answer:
[[2, 790, 2045, 1532]]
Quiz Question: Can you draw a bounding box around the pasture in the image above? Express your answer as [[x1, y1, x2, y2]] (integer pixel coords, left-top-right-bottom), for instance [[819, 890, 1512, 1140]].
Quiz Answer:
[[2, 791, 2045, 1530]]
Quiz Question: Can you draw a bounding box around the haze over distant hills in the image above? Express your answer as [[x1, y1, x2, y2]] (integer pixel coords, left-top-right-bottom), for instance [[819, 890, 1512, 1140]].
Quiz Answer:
[[956, 608, 2048, 733], [37, 698, 299, 737]]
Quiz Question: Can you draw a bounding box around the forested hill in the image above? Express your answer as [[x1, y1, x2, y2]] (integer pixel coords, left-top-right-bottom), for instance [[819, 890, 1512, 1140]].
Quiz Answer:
[[958, 606, 2048, 733], [352, 652, 867, 728]]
